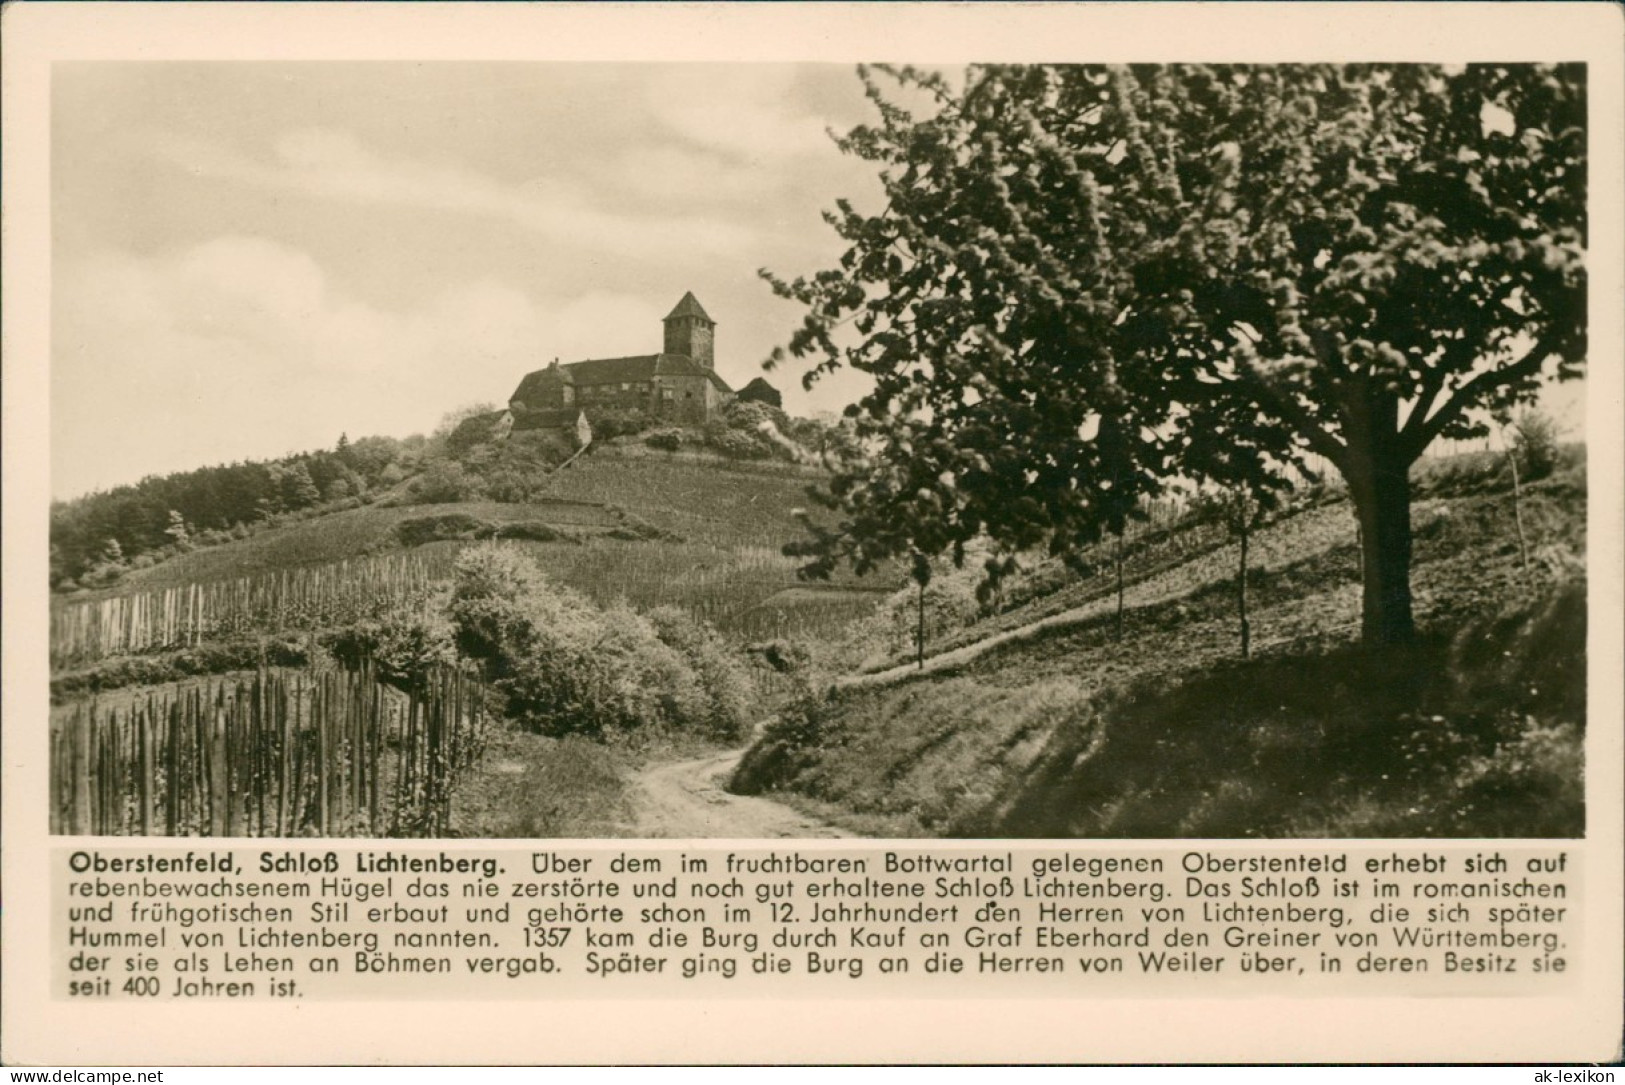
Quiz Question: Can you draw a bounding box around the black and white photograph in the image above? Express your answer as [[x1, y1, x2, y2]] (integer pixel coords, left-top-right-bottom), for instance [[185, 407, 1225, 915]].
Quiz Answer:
[[44, 58, 1591, 841], [7, 1, 1624, 1069]]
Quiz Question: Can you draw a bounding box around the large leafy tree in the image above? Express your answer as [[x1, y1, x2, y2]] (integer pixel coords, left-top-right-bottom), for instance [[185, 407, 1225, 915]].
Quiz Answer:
[[767, 63, 1585, 644]]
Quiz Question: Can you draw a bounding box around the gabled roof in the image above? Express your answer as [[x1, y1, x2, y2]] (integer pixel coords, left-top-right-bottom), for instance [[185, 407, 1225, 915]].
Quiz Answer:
[[565, 354, 663, 385], [650, 354, 708, 378], [512, 354, 734, 402], [664, 291, 713, 323], [509, 364, 573, 405]]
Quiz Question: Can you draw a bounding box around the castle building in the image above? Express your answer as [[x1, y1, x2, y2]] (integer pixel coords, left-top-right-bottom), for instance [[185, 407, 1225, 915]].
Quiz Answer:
[[508, 292, 733, 433]]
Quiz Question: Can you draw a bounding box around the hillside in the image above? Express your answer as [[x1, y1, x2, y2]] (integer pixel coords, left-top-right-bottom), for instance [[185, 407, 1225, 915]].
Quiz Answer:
[[731, 453, 1588, 839], [49, 433, 1589, 841], [51, 446, 899, 679]]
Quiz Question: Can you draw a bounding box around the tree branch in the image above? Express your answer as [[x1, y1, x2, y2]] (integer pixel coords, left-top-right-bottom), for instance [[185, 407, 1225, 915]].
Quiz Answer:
[[1234, 357, 1349, 472], [1400, 277, 1524, 448], [1403, 325, 1568, 460]]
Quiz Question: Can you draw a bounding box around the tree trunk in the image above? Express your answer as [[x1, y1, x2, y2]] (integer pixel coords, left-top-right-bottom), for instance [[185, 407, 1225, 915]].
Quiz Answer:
[[1346, 447, 1416, 645]]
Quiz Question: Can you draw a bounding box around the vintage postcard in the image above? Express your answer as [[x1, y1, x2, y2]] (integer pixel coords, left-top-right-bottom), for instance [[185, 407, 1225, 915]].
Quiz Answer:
[[4, 0, 1621, 1066]]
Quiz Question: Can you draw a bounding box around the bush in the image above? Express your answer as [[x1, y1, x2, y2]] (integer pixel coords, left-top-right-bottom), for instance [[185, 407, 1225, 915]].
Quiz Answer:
[[838, 572, 985, 671], [409, 460, 482, 504], [724, 398, 786, 429], [493, 521, 574, 544], [395, 513, 495, 547], [645, 429, 684, 453], [1512, 410, 1561, 481], [322, 592, 457, 692], [591, 408, 656, 441], [51, 636, 311, 701], [446, 544, 754, 739], [648, 607, 756, 741], [706, 428, 772, 460]]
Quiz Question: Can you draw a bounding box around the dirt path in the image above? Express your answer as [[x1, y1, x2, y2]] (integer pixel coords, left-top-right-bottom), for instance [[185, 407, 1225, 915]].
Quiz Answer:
[[628, 749, 855, 838]]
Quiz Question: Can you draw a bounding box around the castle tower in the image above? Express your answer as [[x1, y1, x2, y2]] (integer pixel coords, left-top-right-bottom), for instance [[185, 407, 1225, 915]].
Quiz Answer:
[[662, 291, 715, 370]]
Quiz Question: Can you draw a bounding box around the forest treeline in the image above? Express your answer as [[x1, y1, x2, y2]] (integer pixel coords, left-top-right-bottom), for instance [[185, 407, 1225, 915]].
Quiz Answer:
[[51, 433, 422, 590], [50, 396, 848, 592]]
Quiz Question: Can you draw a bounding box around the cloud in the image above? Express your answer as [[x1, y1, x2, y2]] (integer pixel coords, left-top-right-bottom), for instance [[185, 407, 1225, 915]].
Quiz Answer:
[[642, 67, 837, 163], [52, 236, 665, 497], [150, 126, 755, 263]]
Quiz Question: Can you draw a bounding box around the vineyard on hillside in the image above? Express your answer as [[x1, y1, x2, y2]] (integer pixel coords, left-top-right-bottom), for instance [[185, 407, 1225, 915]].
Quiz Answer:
[[50, 663, 486, 837], [50, 555, 435, 668]]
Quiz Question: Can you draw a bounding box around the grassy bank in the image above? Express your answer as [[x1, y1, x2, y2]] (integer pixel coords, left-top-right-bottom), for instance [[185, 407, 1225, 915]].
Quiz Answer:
[[732, 473, 1587, 839]]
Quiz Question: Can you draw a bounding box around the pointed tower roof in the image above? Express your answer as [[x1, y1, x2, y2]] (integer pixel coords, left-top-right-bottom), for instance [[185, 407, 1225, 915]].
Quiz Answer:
[[664, 291, 713, 323]]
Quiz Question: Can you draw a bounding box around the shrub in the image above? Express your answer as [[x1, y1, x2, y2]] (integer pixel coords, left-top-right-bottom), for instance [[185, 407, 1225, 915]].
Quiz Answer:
[[322, 592, 457, 692], [80, 561, 127, 589], [837, 572, 985, 671], [51, 636, 312, 700], [395, 513, 495, 547], [706, 428, 771, 460], [591, 408, 656, 440], [648, 607, 756, 741], [723, 398, 787, 430], [1512, 410, 1561, 481], [446, 544, 755, 739], [493, 521, 573, 543], [645, 429, 684, 453], [409, 460, 482, 504]]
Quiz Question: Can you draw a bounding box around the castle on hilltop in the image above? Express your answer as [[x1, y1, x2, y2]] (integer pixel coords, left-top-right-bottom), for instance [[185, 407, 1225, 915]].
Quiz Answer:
[[508, 292, 735, 435]]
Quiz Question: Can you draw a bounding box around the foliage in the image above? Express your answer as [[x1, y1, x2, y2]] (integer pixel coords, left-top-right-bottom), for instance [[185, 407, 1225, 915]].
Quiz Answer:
[[394, 512, 495, 548], [735, 572, 1586, 838], [704, 427, 773, 461], [723, 398, 788, 431], [408, 460, 483, 504], [322, 591, 458, 693], [445, 544, 757, 739], [645, 429, 685, 453], [50, 636, 312, 701], [51, 433, 405, 586], [765, 63, 1586, 644], [834, 560, 986, 670], [444, 411, 504, 459], [432, 402, 499, 447], [646, 607, 756, 742], [589, 408, 658, 441], [164, 510, 194, 551], [1510, 409, 1561, 481], [455, 430, 571, 503]]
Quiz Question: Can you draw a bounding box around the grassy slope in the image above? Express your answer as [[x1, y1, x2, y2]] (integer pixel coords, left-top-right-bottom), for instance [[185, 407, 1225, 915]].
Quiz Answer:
[[98, 500, 617, 589], [733, 467, 1588, 839], [59, 448, 900, 644]]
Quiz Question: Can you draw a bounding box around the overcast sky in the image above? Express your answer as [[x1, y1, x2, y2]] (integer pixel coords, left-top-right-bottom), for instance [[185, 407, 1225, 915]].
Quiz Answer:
[[52, 62, 891, 498], [51, 61, 1585, 500]]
